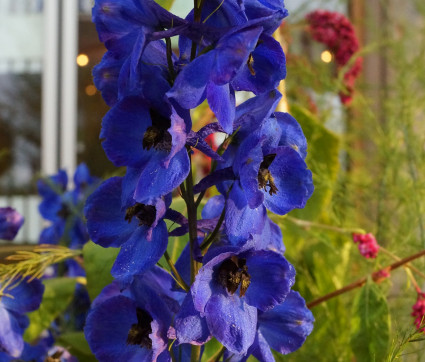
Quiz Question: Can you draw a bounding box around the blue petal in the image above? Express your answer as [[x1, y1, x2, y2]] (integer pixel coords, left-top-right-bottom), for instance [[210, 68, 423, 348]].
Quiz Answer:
[[263, 147, 314, 215], [129, 281, 172, 360], [202, 195, 225, 219], [258, 291, 314, 355], [174, 293, 211, 345], [233, 90, 281, 136], [244, 0, 288, 34], [136, 266, 185, 313], [225, 183, 266, 243], [205, 290, 257, 354], [193, 167, 234, 195], [39, 223, 63, 245], [200, 0, 247, 28], [234, 136, 264, 209], [73, 163, 95, 190], [167, 51, 214, 109], [275, 112, 308, 159], [92, 51, 124, 106], [100, 96, 151, 168], [250, 331, 275, 362], [85, 177, 136, 248], [251, 217, 285, 254], [84, 295, 152, 362], [0, 207, 24, 241], [134, 149, 190, 203], [243, 250, 295, 312], [1, 278, 44, 314], [0, 307, 25, 358], [232, 34, 286, 94], [206, 82, 235, 134], [92, 280, 122, 309], [111, 220, 168, 281], [210, 27, 262, 86]]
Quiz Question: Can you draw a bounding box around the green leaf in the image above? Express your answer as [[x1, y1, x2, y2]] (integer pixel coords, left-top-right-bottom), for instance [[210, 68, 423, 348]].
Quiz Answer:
[[83, 241, 119, 301], [350, 279, 390, 361], [199, 338, 223, 361], [24, 277, 77, 342], [290, 104, 340, 220], [56, 332, 97, 362], [155, 0, 175, 11]]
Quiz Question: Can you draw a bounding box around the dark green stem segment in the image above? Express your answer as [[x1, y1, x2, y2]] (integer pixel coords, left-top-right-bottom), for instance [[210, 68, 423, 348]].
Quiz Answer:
[[165, 37, 175, 84], [207, 346, 225, 362], [184, 151, 199, 285], [164, 251, 189, 292], [307, 248, 425, 309], [200, 205, 226, 251]]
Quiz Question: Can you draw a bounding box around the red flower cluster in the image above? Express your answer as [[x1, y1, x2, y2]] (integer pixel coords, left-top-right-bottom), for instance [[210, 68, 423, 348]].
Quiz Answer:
[[412, 290, 425, 331], [352, 233, 380, 258], [306, 10, 363, 104]]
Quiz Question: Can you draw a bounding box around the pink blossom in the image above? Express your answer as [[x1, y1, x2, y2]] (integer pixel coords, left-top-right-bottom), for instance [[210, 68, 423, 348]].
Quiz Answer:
[[412, 290, 425, 331], [306, 10, 363, 104], [352, 232, 380, 258]]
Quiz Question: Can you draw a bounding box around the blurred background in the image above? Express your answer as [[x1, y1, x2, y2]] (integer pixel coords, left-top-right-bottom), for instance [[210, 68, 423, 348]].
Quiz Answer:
[[1, 0, 425, 360]]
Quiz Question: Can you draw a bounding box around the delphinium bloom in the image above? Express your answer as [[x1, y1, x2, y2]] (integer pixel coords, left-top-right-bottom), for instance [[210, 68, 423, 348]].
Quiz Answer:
[[85, 176, 179, 281], [86, 0, 315, 360], [37, 163, 97, 248], [84, 268, 182, 362], [306, 10, 363, 104], [175, 245, 296, 354], [223, 291, 314, 361], [194, 91, 313, 242], [0, 278, 45, 358], [168, 0, 288, 133], [0, 207, 24, 241], [412, 289, 425, 331], [352, 232, 380, 259]]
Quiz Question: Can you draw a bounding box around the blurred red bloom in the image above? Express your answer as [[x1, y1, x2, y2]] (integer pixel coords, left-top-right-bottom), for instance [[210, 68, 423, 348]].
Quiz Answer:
[[306, 10, 363, 104]]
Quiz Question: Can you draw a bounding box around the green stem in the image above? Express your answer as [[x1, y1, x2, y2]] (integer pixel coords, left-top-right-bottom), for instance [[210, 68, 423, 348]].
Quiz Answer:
[[286, 216, 366, 234], [307, 248, 425, 309], [184, 151, 199, 285], [207, 346, 225, 362], [165, 37, 175, 84], [200, 205, 226, 251], [164, 251, 190, 292]]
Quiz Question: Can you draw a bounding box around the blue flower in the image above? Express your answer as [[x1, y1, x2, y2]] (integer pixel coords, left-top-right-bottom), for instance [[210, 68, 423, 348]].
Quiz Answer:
[[168, 1, 287, 133], [37, 163, 98, 248], [85, 177, 171, 281], [223, 291, 314, 361], [84, 269, 177, 362], [186, 246, 295, 354], [194, 92, 313, 241], [0, 207, 24, 241], [100, 96, 191, 204], [0, 278, 44, 358]]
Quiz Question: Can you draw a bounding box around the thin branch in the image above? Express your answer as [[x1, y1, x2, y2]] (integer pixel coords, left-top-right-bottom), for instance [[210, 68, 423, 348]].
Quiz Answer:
[[307, 248, 425, 309]]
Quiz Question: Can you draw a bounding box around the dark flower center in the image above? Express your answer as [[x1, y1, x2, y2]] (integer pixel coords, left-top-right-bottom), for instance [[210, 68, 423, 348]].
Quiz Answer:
[[126, 308, 153, 349], [57, 204, 71, 219], [142, 109, 172, 152], [258, 153, 278, 196], [218, 256, 251, 297], [247, 54, 256, 76], [125, 203, 156, 227]]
